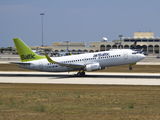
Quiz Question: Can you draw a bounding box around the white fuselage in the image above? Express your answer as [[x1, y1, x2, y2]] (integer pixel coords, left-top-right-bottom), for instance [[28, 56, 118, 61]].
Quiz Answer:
[[19, 49, 145, 72]]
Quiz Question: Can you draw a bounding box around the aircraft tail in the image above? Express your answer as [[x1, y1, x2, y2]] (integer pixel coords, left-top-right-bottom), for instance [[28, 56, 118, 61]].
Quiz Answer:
[[13, 38, 45, 62], [130, 40, 137, 49]]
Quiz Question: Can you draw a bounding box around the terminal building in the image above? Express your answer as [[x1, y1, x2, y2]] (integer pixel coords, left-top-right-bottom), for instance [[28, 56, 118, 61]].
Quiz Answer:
[[52, 32, 160, 54], [1, 32, 160, 55], [52, 42, 89, 54]]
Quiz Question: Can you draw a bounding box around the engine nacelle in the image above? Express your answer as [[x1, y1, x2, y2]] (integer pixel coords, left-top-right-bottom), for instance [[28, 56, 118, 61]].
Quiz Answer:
[[85, 63, 101, 71]]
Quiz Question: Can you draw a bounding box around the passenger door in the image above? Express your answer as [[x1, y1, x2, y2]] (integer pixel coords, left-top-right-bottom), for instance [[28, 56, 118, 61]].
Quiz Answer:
[[124, 52, 128, 59], [39, 62, 43, 69]]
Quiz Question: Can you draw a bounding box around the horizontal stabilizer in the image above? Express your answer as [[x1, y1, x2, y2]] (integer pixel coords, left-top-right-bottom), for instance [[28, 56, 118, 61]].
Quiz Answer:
[[10, 62, 31, 65]]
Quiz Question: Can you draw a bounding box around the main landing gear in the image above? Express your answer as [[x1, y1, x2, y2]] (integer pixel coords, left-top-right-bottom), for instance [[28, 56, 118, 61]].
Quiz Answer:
[[77, 70, 85, 76]]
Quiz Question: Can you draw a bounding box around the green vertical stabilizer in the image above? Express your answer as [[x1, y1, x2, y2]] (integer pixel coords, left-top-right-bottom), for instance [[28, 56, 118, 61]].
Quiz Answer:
[[13, 38, 45, 62]]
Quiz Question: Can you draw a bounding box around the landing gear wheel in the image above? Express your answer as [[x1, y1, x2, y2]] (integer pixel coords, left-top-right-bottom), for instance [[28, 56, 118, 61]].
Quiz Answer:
[[77, 72, 81, 76], [129, 67, 132, 70], [77, 71, 85, 76], [80, 71, 85, 76]]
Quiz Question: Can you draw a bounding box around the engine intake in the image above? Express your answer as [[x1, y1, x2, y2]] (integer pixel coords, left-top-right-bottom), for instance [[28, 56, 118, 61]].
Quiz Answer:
[[85, 63, 101, 71]]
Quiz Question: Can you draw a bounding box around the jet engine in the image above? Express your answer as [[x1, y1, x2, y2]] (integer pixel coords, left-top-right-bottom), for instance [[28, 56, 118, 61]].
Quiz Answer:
[[85, 63, 101, 71]]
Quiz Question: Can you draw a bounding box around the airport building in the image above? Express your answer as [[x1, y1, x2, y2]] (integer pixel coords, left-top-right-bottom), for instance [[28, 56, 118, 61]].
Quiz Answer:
[[52, 42, 90, 53], [1, 32, 160, 55], [52, 32, 160, 54]]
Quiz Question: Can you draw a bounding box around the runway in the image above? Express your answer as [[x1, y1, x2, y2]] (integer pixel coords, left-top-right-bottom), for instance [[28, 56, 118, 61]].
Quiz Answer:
[[0, 72, 160, 85]]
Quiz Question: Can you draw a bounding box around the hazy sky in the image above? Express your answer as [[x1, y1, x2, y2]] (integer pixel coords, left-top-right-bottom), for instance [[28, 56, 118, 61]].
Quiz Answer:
[[1, 0, 160, 47]]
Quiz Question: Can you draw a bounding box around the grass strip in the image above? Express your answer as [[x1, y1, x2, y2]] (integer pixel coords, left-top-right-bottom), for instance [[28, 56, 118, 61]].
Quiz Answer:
[[0, 84, 160, 119]]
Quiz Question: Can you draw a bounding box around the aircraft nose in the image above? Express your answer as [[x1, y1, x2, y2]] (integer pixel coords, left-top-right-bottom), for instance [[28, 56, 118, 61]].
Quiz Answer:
[[139, 54, 145, 60]]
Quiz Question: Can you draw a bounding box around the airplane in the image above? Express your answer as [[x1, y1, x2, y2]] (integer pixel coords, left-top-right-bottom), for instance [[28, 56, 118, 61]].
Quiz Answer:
[[130, 40, 137, 49], [32, 47, 39, 54], [111, 40, 148, 55], [12, 38, 145, 76], [130, 40, 148, 55]]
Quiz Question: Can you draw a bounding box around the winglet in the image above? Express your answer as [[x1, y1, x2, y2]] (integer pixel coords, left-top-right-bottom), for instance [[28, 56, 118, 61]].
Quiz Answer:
[[44, 53, 55, 63]]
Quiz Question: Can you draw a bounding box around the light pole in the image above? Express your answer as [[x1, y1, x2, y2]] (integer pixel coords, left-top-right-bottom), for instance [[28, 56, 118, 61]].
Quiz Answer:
[[119, 35, 123, 49], [40, 13, 44, 46], [64, 41, 69, 52]]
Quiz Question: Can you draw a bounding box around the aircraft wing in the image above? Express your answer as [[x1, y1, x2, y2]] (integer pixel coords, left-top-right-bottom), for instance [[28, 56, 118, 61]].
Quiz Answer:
[[44, 53, 85, 69]]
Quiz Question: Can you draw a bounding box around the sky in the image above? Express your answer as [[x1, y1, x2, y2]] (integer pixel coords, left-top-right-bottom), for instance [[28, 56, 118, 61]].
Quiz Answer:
[[1, 0, 160, 47]]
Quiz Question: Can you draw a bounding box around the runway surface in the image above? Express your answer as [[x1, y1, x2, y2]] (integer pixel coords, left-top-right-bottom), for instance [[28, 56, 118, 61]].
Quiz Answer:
[[0, 72, 160, 85]]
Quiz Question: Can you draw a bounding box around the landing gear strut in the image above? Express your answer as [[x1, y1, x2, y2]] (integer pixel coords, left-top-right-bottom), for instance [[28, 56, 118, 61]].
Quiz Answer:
[[77, 70, 85, 76]]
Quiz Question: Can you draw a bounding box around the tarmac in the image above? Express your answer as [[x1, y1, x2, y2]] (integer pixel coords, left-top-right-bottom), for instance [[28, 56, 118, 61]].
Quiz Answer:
[[0, 72, 160, 85]]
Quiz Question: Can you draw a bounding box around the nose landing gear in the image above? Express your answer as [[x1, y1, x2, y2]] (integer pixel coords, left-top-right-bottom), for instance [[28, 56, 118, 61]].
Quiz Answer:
[[129, 66, 132, 70], [129, 62, 136, 70]]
